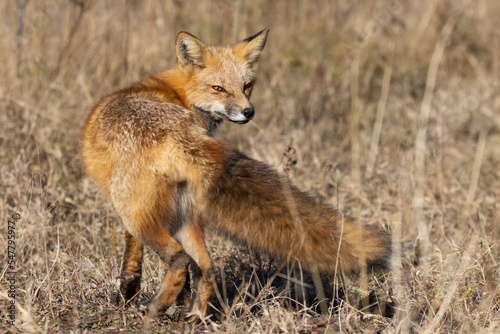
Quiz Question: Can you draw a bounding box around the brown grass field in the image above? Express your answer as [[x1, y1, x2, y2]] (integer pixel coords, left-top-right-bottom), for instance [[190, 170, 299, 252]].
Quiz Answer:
[[1, 0, 500, 332]]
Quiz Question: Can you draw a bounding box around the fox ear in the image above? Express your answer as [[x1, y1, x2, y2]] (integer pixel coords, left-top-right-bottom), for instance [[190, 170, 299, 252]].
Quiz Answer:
[[235, 28, 269, 71], [176, 31, 208, 68]]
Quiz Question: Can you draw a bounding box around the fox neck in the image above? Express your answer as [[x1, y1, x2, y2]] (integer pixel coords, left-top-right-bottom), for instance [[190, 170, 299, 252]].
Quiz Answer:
[[154, 68, 223, 136], [193, 107, 223, 136]]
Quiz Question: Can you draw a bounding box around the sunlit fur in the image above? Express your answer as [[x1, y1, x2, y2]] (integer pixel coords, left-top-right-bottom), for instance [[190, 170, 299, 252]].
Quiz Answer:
[[81, 29, 390, 319]]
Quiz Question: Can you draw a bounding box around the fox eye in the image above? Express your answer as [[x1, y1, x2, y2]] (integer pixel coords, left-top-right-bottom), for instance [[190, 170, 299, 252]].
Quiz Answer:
[[243, 82, 253, 91], [212, 85, 226, 92]]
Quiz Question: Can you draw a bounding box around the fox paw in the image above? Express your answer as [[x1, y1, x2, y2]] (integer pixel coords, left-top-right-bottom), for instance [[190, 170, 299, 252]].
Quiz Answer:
[[136, 300, 166, 317], [111, 290, 140, 308], [110, 292, 124, 306]]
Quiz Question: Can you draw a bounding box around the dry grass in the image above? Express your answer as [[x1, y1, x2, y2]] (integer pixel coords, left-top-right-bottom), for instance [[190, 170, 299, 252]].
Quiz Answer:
[[1, 0, 500, 332]]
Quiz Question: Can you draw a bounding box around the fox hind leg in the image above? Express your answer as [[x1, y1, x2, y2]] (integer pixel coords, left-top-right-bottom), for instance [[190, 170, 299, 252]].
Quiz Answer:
[[188, 260, 214, 320], [175, 223, 214, 320], [114, 213, 212, 317], [113, 231, 144, 305], [143, 231, 192, 316]]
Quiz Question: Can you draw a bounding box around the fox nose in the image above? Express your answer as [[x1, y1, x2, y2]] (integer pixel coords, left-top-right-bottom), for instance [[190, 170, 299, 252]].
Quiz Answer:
[[242, 107, 255, 120]]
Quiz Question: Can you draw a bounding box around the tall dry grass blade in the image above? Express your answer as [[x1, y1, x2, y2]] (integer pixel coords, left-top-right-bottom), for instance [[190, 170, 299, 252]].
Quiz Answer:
[[465, 131, 487, 212], [423, 233, 478, 334], [14, 0, 29, 79], [350, 53, 362, 195], [33, 227, 60, 302], [279, 173, 306, 265], [54, 0, 89, 77], [392, 221, 409, 332], [413, 2, 469, 257], [232, 0, 243, 40], [394, 153, 415, 333], [408, 0, 440, 58], [110, 224, 118, 262], [366, 65, 392, 176], [349, 50, 369, 306], [210, 269, 228, 317], [221, 266, 228, 315]]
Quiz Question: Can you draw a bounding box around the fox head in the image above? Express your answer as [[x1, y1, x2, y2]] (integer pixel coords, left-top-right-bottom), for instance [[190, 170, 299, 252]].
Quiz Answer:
[[175, 29, 269, 130]]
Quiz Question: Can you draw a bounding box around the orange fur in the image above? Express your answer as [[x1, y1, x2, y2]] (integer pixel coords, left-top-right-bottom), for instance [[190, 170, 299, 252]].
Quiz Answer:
[[82, 29, 390, 319]]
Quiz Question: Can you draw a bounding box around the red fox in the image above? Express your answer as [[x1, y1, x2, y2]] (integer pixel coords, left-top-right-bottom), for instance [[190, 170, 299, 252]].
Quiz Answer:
[[82, 29, 390, 319]]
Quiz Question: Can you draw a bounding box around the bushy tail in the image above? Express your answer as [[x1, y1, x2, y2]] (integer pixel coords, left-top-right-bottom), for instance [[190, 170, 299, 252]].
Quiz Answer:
[[205, 149, 391, 274]]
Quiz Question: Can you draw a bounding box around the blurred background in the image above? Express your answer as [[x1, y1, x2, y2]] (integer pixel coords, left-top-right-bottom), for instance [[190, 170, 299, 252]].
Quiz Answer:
[[1, 0, 499, 332]]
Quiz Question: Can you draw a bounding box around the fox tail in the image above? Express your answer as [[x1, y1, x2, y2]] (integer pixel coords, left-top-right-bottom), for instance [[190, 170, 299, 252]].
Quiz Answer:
[[204, 149, 391, 274]]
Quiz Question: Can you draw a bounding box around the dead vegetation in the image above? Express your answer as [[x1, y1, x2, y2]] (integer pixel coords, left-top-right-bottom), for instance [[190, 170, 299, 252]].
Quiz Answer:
[[1, 0, 499, 332]]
